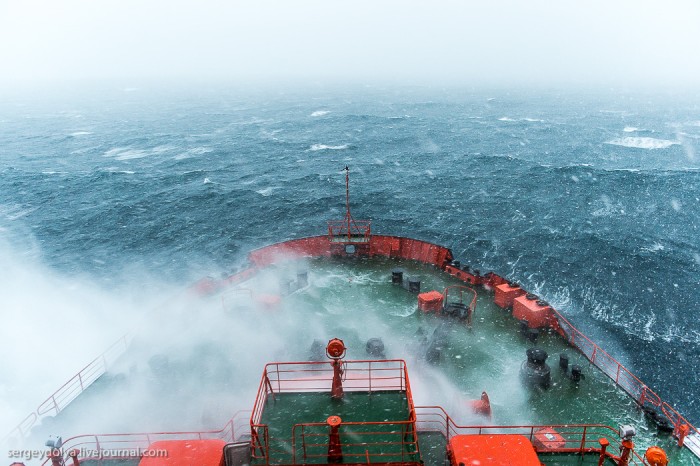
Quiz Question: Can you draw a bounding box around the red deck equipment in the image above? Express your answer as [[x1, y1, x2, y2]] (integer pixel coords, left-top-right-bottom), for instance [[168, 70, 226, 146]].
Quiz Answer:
[[532, 427, 566, 451], [138, 439, 225, 466], [494, 282, 526, 309], [513, 294, 553, 328], [418, 291, 444, 313], [326, 416, 343, 463], [326, 338, 347, 400], [468, 392, 492, 419], [448, 434, 541, 466]]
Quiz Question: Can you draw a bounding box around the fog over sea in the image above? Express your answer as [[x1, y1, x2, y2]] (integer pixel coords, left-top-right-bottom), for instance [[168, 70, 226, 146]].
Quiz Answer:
[[1, 85, 699, 434]]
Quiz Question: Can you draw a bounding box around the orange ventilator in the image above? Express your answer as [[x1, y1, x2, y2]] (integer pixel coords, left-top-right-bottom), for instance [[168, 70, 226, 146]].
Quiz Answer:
[[69, 450, 81, 466], [618, 439, 634, 466], [597, 438, 610, 466], [327, 415, 343, 463], [644, 446, 669, 466], [469, 391, 492, 419]]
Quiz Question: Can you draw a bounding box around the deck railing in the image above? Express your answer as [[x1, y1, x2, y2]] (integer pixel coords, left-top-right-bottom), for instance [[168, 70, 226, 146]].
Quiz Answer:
[[327, 219, 371, 242], [3, 334, 132, 445], [39, 411, 250, 466], [250, 359, 416, 465], [291, 417, 420, 465], [550, 307, 697, 441], [415, 406, 646, 465]]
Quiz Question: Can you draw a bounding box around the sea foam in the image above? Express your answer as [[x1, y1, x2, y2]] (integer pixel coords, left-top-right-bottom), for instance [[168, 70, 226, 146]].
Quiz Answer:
[[309, 144, 349, 151], [605, 137, 679, 150]]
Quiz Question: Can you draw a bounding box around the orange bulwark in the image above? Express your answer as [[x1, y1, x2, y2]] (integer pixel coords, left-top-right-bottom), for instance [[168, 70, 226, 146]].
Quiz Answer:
[[494, 283, 526, 309], [138, 439, 225, 466], [418, 291, 445, 313], [513, 295, 553, 328], [449, 434, 541, 466]]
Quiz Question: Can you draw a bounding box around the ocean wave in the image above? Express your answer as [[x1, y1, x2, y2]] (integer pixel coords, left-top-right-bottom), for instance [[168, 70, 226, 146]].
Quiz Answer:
[[623, 127, 639, 133], [189, 146, 213, 155], [256, 187, 277, 197], [640, 242, 665, 253], [605, 137, 679, 150], [310, 110, 330, 117], [103, 145, 176, 160], [309, 144, 350, 151], [69, 131, 93, 136], [498, 117, 544, 123]]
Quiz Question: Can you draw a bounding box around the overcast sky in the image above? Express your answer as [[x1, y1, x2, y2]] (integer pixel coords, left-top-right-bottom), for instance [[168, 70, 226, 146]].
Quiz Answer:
[[1, 0, 699, 88]]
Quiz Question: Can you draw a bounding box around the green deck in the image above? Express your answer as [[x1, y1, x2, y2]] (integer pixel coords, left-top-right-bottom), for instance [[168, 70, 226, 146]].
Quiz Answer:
[[32, 256, 698, 465], [256, 390, 419, 464]]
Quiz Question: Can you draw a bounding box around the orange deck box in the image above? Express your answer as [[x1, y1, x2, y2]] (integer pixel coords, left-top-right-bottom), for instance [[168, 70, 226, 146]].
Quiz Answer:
[[418, 290, 444, 313], [138, 439, 225, 466], [533, 427, 567, 451], [513, 295, 552, 328], [494, 283, 526, 309], [449, 434, 541, 466]]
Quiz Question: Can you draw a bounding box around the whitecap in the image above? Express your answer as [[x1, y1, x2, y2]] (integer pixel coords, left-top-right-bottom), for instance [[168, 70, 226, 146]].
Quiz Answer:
[[623, 126, 639, 133], [114, 149, 149, 160], [103, 146, 175, 160], [523, 118, 544, 122], [203, 178, 212, 184], [605, 137, 679, 150], [256, 187, 276, 197], [640, 243, 665, 253], [309, 144, 349, 151], [187, 147, 214, 155], [69, 131, 93, 136], [498, 117, 515, 121], [310, 110, 330, 117]]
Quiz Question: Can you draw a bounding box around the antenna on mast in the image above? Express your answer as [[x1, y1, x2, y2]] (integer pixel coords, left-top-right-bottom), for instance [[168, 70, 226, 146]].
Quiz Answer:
[[327, 166, 371, 249], [344, 166, 351, 241]]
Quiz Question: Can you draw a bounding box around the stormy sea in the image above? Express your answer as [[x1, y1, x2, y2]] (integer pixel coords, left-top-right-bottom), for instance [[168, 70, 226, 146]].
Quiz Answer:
[[1, 84, 699, 433]]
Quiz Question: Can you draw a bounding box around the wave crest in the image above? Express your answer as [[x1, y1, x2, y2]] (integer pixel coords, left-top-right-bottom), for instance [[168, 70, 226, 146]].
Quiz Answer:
[[309, 144, 349, 151], [605, 137, 679, 150]]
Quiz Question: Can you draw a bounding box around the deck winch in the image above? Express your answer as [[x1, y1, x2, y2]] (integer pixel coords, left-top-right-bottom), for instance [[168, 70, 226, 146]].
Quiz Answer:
[[521, 348, 551, 389]]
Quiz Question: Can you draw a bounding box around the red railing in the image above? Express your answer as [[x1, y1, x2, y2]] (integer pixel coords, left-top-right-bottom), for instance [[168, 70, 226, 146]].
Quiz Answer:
[[327, 219, 371, 242], [40, 411, 250, 466], [473, 272, 698, 444], [291, 417, 420, 465], [550, 308, 697, 439], [415, 406, 646, 465], [250, 359, 415, 465], [3, 335, 132, 445]]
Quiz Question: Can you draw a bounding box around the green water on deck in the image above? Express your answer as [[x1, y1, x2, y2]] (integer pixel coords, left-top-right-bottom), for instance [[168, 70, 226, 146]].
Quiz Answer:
[[40, 256, 696, 465], [257, 391, 418, 464]]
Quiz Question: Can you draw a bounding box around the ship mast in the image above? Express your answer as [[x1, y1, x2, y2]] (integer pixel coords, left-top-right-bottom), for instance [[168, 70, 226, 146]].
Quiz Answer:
[[344, 166, 352, 241], [327, 166, 370, 247]]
